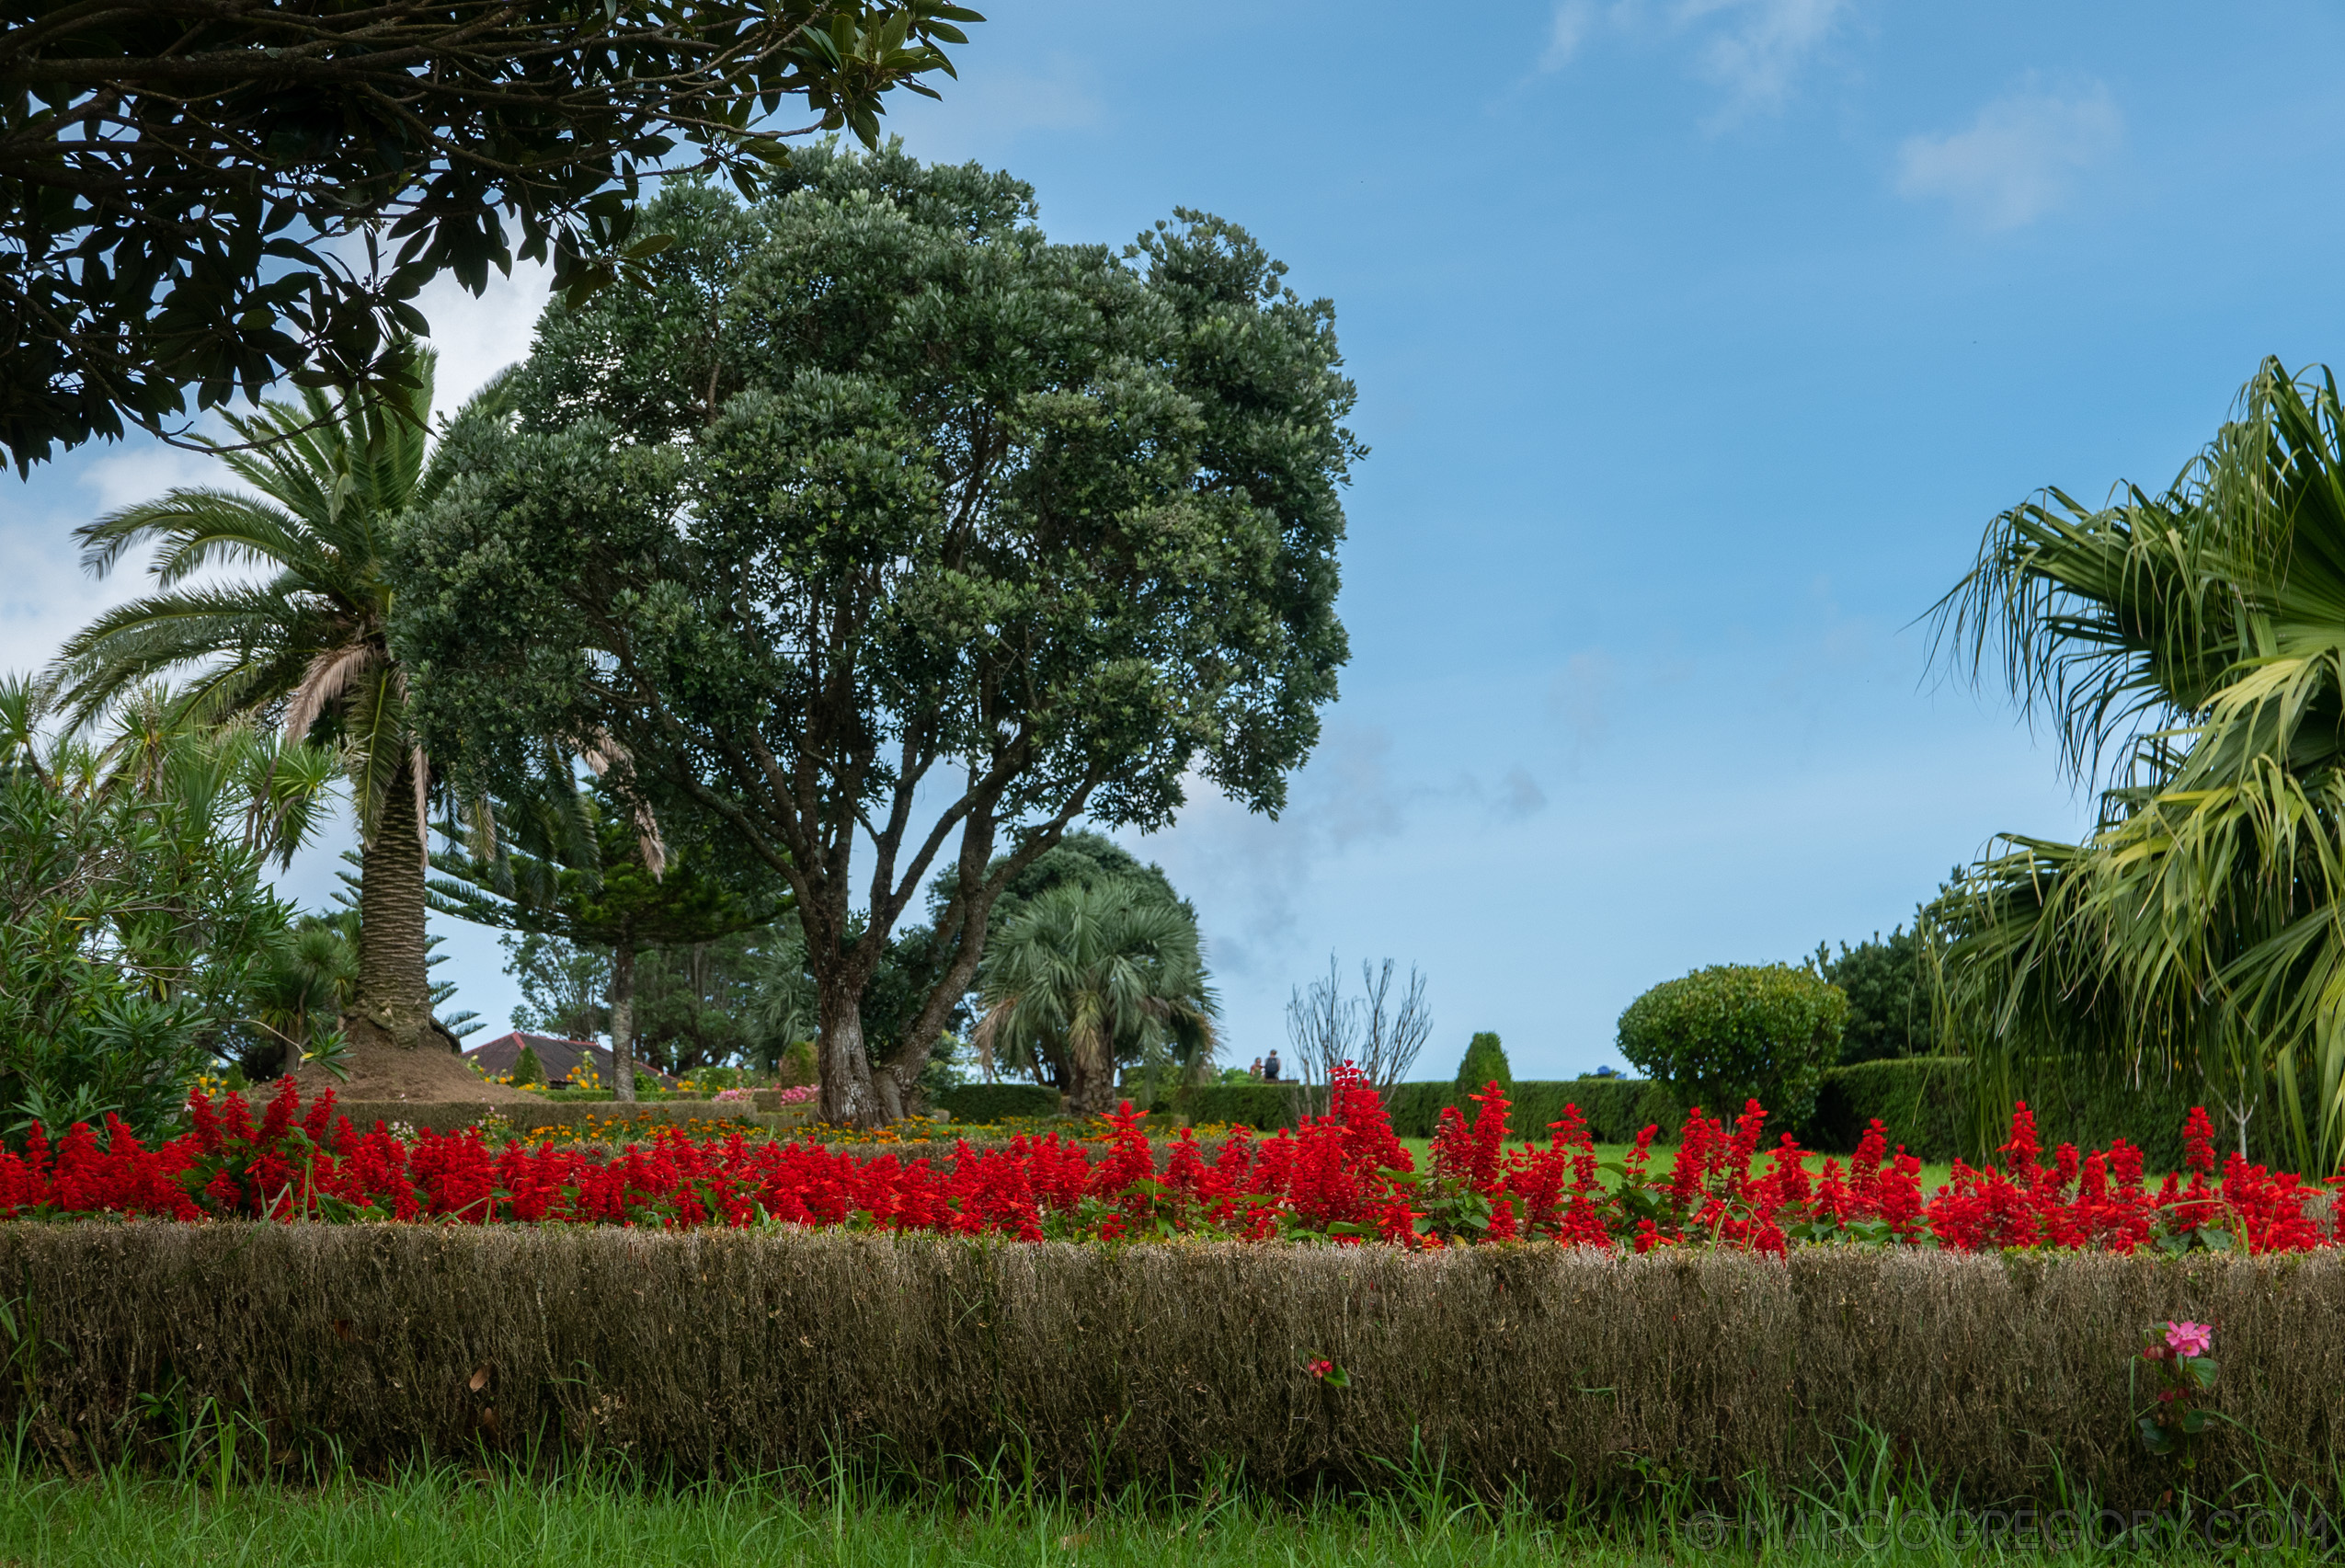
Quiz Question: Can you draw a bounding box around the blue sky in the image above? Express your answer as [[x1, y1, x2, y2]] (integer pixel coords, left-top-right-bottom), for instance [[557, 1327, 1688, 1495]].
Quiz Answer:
[[9, 1, 2345, 1079]]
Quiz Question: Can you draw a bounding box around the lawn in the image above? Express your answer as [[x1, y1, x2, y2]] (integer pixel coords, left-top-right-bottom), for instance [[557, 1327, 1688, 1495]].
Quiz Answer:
[[0, 1466, 2294, 1567]]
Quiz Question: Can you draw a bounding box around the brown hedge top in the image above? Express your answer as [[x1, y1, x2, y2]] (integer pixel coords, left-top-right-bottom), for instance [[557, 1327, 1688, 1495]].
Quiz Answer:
[[1, 1228, 2338, 1508]]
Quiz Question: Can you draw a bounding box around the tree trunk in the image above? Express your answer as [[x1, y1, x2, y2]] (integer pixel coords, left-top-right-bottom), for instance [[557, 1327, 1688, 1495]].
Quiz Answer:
[[313, 752, 531, 1103], [1064, 1032, 1113, 1119], [817, 978, 886, 1127], [611, 943, 637, 1104], [353, 751, 433, 1049]]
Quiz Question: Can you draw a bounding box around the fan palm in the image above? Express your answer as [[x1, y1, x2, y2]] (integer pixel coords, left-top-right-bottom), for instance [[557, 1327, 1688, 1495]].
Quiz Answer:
[[1929, 358, 2345, 1172], [49, 346, 475, 1070], [971, 879, 1218, 1116]]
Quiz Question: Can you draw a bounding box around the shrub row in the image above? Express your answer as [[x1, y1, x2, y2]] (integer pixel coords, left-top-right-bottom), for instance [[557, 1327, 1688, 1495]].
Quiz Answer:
[[935, 1083, 1062, 1124], [1375, 1059, 2322, 1169], [340, 1100, 761, 1137], [1172, 1082, 1300, 1130], [2, 1224, 2336, 1509]]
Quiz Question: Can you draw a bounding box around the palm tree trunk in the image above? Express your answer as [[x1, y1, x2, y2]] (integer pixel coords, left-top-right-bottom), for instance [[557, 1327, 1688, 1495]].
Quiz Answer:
[[611, 942, 637, 1104], [353, 752, 433, 1048]]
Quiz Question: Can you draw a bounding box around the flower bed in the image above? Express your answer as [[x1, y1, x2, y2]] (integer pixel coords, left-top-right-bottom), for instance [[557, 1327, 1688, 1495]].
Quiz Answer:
[[3, 1067, 2336, 1253]]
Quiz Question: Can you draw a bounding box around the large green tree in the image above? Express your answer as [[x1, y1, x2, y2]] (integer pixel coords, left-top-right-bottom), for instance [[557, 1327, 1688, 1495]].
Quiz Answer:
[[48, 346, 501, 1097], [394, 147, 1357, 1125], [1814, 924, 1936, 1065], [0, 0, 980, 470], [1929, 359, 2345, 1170]]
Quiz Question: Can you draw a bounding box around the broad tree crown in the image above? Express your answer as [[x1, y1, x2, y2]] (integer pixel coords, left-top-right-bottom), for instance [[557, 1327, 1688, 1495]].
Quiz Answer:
[[392, 144, 1357, 1121]]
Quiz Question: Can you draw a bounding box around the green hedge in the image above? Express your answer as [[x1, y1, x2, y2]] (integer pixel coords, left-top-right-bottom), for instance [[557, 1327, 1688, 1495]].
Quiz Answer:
[[1172, 1082, 1299, 1130], [1803, 1058, 1972, 1162], [936, 1083, 1062, 1124], [5, 1226, 2340, 1508], [1195, 1061, 2305, 1171], [337, 1100, 757, 1136], [1380, 1079, 1685, 1143], [1802, 1055, 2328, 1171]]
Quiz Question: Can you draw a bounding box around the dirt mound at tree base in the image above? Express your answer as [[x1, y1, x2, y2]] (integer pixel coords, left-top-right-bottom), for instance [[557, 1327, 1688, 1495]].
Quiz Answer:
[[287, 1016, 533, 1105]]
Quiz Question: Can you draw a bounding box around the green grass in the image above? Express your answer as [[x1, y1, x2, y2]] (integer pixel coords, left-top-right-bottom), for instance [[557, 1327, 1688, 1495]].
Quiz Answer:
[[0, 1463, 2328, 1567]]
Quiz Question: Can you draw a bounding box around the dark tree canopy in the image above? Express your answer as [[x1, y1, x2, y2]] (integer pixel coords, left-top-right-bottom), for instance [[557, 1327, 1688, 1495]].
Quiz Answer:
[[0, 0, 979, 469], [1815, 925, 1936, 1065], [394, 146, 1356, 1123]]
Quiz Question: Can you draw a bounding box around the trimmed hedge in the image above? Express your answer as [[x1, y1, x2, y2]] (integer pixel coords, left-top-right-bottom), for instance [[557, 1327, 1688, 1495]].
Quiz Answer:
[[1374, 1059, 2319, 1170], [1381, 1079, 1684, 1143], [337, 1100, 758, 1137], [1173, 1082, 1299, 1130], [936, 1083, 1062, 1124], [1803, 1058, 1971, 1162], [2, 1226, 2339, 1508]]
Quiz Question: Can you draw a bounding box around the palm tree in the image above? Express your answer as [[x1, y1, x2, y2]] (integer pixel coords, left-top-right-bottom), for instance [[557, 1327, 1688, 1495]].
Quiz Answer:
[[47, 347, 506, 1093], [1929, 358, 2345, 1172], [971, 879, 1218, 1116]]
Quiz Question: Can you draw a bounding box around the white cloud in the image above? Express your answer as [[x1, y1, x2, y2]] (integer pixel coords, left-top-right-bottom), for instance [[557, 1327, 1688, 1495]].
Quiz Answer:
[[415, 261, 553, 409], [76, 445, 223, 516], [1681, 0, 1852, 118], [1541, 0, 1600, 70], [1535, 0, 1852, 120], [1895, 83, 2123, 231]]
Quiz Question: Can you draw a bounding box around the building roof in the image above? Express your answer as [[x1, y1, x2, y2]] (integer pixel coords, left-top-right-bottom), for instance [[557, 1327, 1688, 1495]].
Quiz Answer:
[[463, 1032, 680, 1089]]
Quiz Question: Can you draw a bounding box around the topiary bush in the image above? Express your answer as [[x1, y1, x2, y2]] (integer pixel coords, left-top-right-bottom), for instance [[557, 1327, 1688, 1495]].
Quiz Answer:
[[510, 1044, 543, 1087], [1453, 1032, 1512, 1098], [937, 1083, 1062, 1124], [1617, 964, 1847, 1127]]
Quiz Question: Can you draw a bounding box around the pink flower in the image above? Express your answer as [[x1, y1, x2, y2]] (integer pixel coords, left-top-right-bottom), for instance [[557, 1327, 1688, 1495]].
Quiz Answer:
[[2165, 1320, 2213, 1358]]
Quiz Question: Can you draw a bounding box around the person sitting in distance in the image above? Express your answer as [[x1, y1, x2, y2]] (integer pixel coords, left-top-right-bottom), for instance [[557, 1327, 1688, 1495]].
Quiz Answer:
[[1249, 1057, 1264, 1079], [1263, 1050, 1282, 1082]]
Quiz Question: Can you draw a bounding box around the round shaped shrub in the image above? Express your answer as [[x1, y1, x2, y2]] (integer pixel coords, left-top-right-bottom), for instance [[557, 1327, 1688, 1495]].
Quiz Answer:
[[1615, 964, 1847, 1126]]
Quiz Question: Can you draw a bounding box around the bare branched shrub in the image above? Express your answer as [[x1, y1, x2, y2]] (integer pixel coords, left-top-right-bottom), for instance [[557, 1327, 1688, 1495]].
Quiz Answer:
[[1287, 956, 1433, 1108]]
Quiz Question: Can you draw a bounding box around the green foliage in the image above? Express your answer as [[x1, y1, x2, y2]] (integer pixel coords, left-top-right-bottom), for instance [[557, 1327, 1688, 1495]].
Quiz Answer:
[[972, 880, 1218, 1115], [433, 778, 775, 960], [1, 4, 978, 470], [502, 933, 608, 1039], [1805, 1054, 2324, 1171], [1815, 925, 1935, 1064], [634, 931, 775, 1075], [1380, 1078, 1686, 1143], [395, 148, 1355, 1118], [1172, 1082, 1298, 1130], [1616, 963, 1848, 1126], [779, 1041, 818, 1088], [510, 1045, 545, 1088], [1928, 359, 2345, 1171], [1454, 1032, 1513, 1096], [1803, 1057, 1971, 1162], [50, 346, 486, 1047], [935, 1083, 1060, 1124], [0, 685, 334, 1138]]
